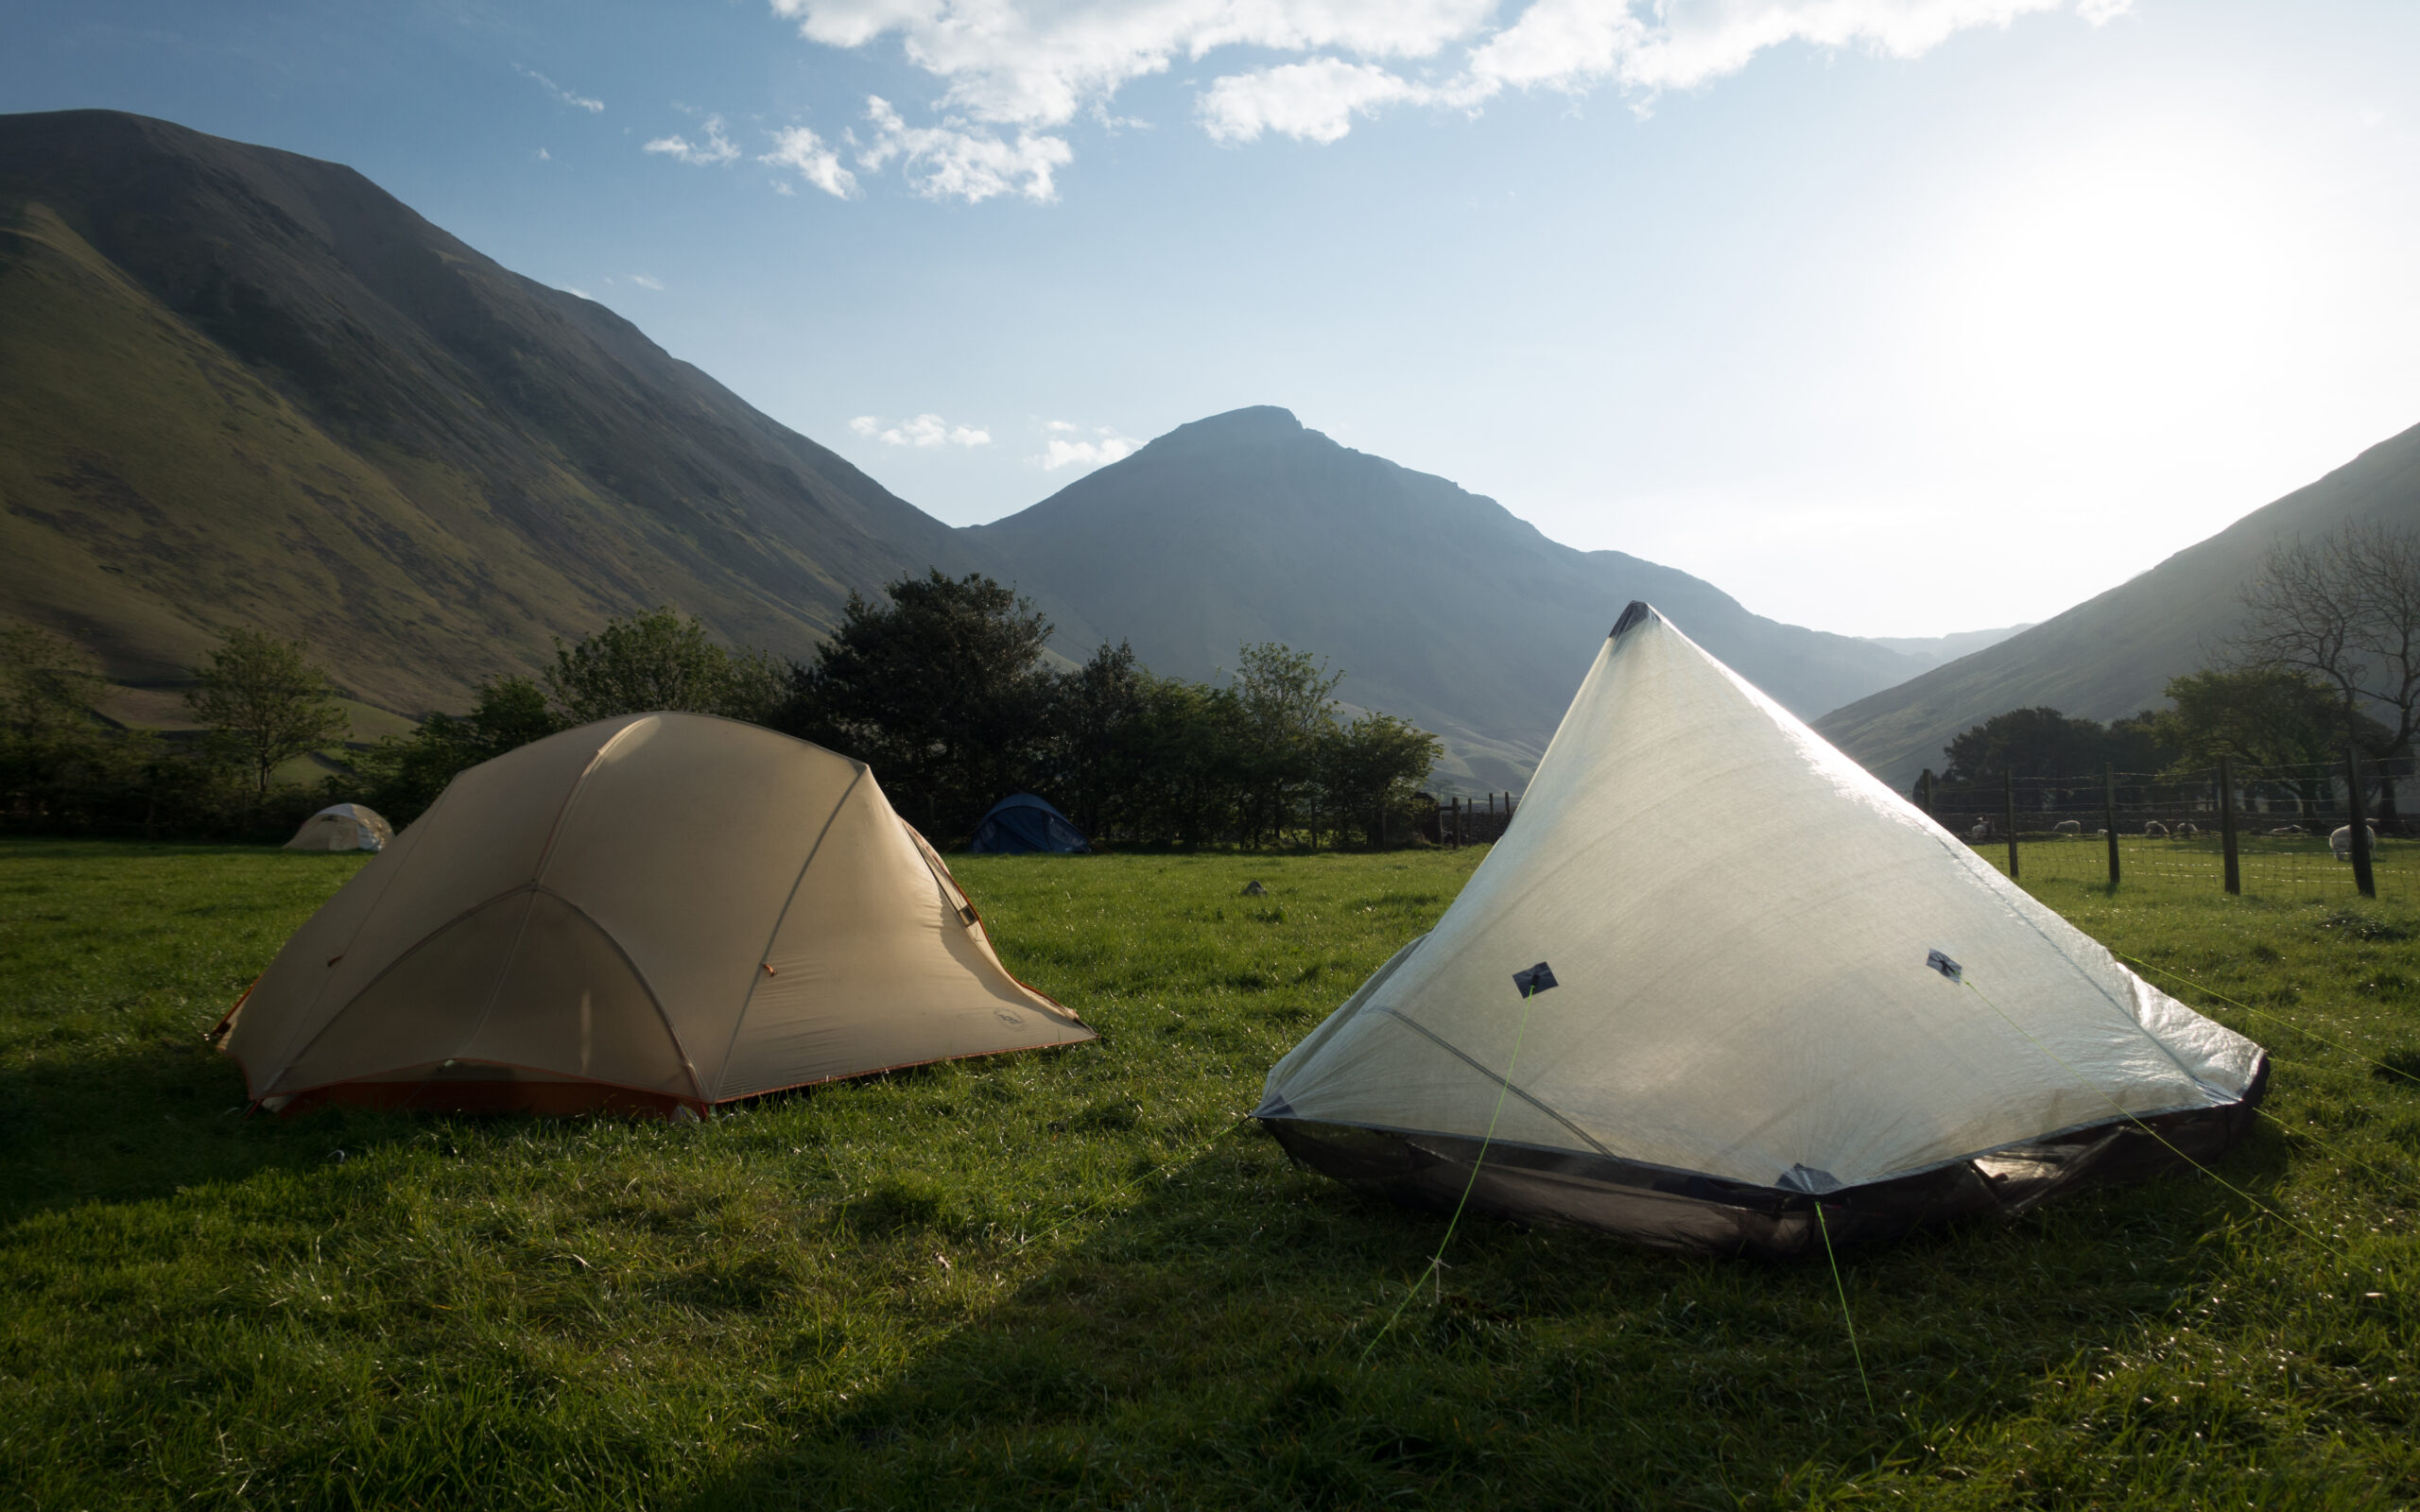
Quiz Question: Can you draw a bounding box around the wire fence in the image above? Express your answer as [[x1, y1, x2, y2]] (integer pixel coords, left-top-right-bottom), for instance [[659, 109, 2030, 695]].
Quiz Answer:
[[1920, 756, 2412, 901]]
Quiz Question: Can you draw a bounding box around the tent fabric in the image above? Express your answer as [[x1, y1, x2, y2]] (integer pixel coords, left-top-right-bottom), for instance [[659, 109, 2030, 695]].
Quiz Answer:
[[1255, 604, 2267, 1255], [219, 713, 1094, 1116], [284, 803, 394, 852], [967, 793, 1090, 854]]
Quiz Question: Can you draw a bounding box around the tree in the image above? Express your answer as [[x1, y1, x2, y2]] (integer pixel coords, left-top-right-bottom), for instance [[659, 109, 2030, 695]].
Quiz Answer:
[[1319, 713, 1442, 848], [2151, 668, 2360, 769], [544, 608, 775, 724], [348, 675, 562, 825], [0, 622, 119, 826], [2235, 522, 2420, 757], [1046, 642, 1150, 839], [184, 629, 351, 803], [2151, 666, 2390, 815], [778, 572, 1057, 836], [1940, 707, 2121, 783], [1230, 642, 1344, 846]]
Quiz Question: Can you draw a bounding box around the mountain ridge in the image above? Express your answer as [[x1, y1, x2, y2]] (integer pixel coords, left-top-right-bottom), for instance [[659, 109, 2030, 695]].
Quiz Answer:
[[1814, 420, 2420, 785], [0, 108, 991, 713], [967, 405, 1927, 787]]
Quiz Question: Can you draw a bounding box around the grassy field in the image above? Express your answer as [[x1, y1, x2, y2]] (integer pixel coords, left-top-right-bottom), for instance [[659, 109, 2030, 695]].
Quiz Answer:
[[2, 839, 2416, 1509]]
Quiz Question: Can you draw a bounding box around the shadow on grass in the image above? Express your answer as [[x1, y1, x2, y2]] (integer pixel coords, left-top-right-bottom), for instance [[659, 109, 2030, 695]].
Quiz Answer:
[[671, 1122, 2289, 1510], [0, 1037, 417, 1226]]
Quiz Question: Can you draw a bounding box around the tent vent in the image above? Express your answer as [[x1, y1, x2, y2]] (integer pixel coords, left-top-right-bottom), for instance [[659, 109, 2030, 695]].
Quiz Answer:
[[1926, 950, 1963, 983], [1609, 600, 1659, 638], [1512, 961, 1558, 996]]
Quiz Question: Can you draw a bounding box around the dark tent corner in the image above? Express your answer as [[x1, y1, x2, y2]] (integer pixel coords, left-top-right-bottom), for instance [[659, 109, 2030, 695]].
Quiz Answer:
[[967, 793, 1091, 854]]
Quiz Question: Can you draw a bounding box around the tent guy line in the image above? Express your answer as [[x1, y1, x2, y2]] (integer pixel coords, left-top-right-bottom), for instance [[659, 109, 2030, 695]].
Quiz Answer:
[[1955, 973, 2336, 1260], [1358, 971, 1548, 1370]]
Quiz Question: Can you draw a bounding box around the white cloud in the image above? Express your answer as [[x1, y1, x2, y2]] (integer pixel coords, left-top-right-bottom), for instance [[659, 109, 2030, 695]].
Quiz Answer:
[[850, 413, 994, 447], [1039, 423, 1141, 471], [1200, 58, 1433, 145], [1461, 0, 2083, 101], [644, 113, 740, 165], [535, 146, 551, 161], [515, 63, 604, 112], [856, 96, 1072, 202], [628, 273, 666, 290], [775, 0, 1491, 129], [779, 0, 2127, 167], [760, 124, 860, 198]]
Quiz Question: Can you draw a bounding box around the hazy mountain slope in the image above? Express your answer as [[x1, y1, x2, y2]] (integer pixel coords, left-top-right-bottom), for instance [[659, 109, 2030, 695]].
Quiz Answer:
[[967, 406, 1924, 787], [1861, 624, 2033, 669], [1816, 420, 2420, 786], [0, 110, 986, 712]]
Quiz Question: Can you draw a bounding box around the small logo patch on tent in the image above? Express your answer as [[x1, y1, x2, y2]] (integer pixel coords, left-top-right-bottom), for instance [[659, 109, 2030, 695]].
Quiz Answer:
[[1513, 962, 1558, 996], [1927, 950, 1963, 983]]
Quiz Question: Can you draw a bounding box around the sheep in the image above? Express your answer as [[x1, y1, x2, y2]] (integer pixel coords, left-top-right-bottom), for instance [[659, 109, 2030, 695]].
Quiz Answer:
[[2053, 820, 2082, 837], [1968, 818, 1993, 842], [2143, 820, 2169, 837], [2330, 825, 2377, 862], [2174, 821, 2199, 838], [2267, 825, 2306, 837]]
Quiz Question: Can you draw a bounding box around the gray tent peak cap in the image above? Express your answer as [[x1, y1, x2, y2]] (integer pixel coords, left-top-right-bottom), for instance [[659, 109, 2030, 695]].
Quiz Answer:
[[1610, 601, 1662, 638]]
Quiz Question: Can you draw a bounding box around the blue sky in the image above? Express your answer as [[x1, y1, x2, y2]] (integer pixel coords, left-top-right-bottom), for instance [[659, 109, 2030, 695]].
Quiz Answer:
[[9, 1, 2419, 637]]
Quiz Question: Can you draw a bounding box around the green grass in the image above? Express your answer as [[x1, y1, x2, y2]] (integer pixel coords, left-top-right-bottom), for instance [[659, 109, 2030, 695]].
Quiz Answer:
[[2, 839, 2417, 1509]]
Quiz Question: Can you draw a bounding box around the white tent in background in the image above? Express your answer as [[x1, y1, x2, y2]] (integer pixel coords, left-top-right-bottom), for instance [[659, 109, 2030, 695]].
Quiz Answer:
[[1256, 603, 2267, 1256], [284, 803, 393, 852]]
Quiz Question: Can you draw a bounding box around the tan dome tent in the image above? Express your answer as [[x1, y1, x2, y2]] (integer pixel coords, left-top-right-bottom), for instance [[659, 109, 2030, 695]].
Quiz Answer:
[[284, 803, 394, 852], [1256, 604, 2267, 1256], [217, 713, 1093, 1116]]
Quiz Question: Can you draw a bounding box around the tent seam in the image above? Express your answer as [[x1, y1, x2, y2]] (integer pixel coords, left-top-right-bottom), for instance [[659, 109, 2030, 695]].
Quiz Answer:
[[260, 782, 456, 1077], [264, 879, 535, 1091], [1912, 809, 2212, 1088], [1371, 1005, 1615, 1157], [527, 884, 700, 1101], [705, 765, 866, 1104]]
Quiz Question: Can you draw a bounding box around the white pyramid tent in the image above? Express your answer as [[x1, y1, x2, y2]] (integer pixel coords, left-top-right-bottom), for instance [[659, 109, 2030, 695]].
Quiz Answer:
[[1256, 604, 2266, 1255]]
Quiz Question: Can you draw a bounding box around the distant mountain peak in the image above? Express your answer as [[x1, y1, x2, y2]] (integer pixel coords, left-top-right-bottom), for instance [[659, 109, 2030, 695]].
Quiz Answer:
[[1180, 404, 1302, 434], [968, 405, 1925, 789], [1143, 405, 1308, 456]]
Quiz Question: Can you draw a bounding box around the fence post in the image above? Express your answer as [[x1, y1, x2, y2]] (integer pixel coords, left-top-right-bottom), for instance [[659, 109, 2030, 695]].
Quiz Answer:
[[1919, 768, 1936, 818], [2348, 746, 2377, 899], [2220, 756, 2239, 896], [2004, 771, 2019, 882], [2103, 763, 2121, 888]]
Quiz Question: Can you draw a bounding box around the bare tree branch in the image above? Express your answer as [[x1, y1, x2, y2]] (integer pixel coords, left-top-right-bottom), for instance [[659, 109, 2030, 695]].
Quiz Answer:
[[2233, 523, 2420, 756]]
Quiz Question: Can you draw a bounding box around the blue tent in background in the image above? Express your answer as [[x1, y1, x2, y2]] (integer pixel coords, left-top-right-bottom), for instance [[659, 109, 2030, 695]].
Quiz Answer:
[[968, 794, 1090, 854]]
